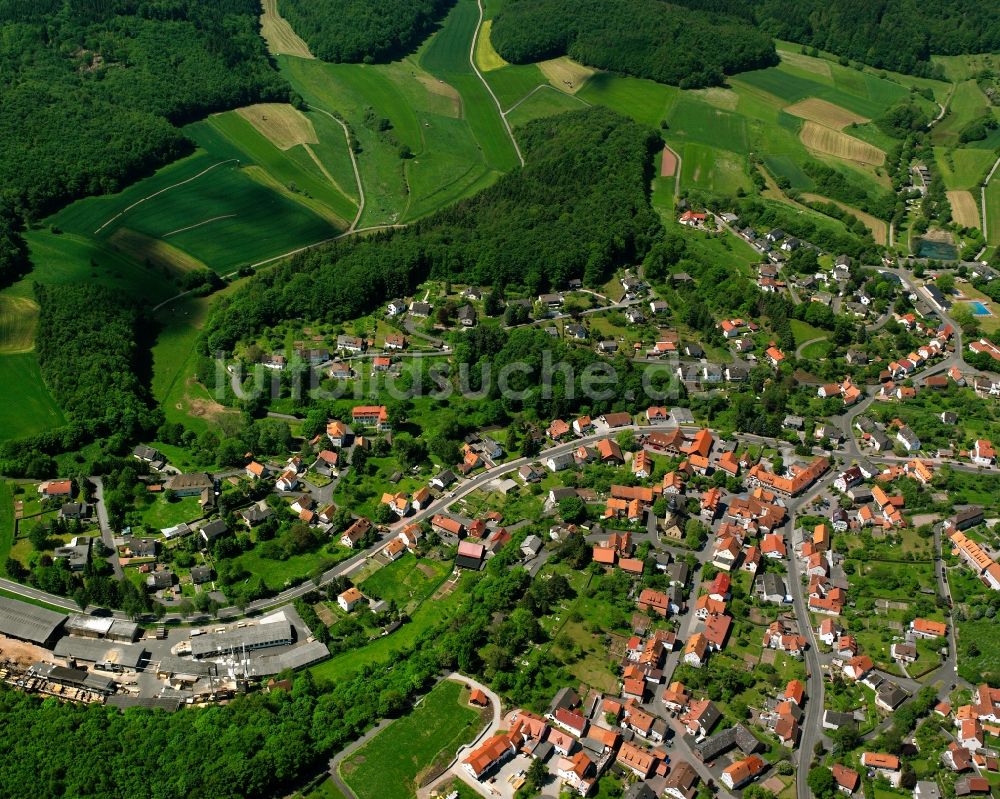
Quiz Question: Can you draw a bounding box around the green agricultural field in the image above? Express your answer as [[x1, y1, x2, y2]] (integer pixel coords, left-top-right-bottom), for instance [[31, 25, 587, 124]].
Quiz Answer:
[[507, 86, 589, 128], [418, 0, 520, 173], [360, 553, 450, 609], [484, 63, 547, 110], [43, 144, 338, 276], [987, 176, 1000, 247], [734, 60, 916, 120], [0, 353, 66, 441], [282, 0, 514, 229], [763, 154, 815, 191], [934, 53, 1000, 83], [678, 142, 751, 195], [667, 95, 748, 153], [934, 147, 997, 190], [577, 72, 679, 128], [202, 110, 359, 225], [18, 228, 179, 307], [340, 680, 482, 799]]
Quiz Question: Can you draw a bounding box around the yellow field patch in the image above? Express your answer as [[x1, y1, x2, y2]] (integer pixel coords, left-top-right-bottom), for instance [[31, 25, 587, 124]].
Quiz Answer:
[[236, 103, 318, 150], [800, 121, 884, 166], [0, 295, 39, 354], [801, 193, 889, 244], [109, 228, 207, 275], [260, 0, 314, 59], [690, 87, 739, 111], [947, 190, 981, 228], [785, 98, 869, 129], [777, 50, 833, 79], [538, 56, 596, 94], [474, 20, 508, 71]]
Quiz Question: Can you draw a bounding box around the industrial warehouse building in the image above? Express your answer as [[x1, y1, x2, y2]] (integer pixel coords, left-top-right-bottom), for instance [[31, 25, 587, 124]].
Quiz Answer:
[[190, 620, 294, 659], [53, 637, 147, 673], [0, 597, 67, 646]]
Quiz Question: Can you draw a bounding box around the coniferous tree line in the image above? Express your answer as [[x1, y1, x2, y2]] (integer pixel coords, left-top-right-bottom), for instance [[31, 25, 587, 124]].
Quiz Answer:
[[201, 107, 662, 353], [279, 0, 455, 63]]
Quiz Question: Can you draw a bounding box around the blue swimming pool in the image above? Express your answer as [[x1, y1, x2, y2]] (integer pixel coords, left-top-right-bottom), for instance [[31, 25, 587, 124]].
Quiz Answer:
[[969, 300, 991, 316]]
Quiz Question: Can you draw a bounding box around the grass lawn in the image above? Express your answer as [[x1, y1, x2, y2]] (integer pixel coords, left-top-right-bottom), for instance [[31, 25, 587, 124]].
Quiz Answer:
[[294, 780, 349, 799], [360, 553, 450, 610], [932, 81, 992, 148], [233, 543, 354, 593], [311, 572, 471, 683], [985, 175, 1000, 248], [507, 86, 589, 129], [956, 615, 1000, 684], [0, 352, 66, 442], [340, 679, 482, 799], [577, 72, 679, 128], [137, 495, 203, 530], [790, 319, 831, 347]]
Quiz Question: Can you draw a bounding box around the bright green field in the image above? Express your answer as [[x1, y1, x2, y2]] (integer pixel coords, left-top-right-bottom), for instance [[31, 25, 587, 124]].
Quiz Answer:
[[419, 0, 520, 173], [282, 0, 513, 228], [139, 495, 203, 530], [667, 94, 748, 153], [340, 679, 481, 799], [934, 146, 996, 190], [40, 140, 338, 276], [485, 62, 548, 110], [577, 72, 679, 128], [678, 142, 751, 195], [987, 176, 1000, 246], [507, 86, 589, 128], [0, 353, 65, 441]]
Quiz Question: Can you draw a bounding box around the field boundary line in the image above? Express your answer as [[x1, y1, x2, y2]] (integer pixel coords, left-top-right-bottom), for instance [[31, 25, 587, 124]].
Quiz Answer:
[[310, 108, 365, 231], [470, 0, 524, 167], [503, 82, 590, 116], [93, 159, 239, 234], [162, 214, 237, 238]]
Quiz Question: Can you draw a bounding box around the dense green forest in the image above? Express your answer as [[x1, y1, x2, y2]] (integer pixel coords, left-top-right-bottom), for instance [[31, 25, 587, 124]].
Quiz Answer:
[[490, 0, 778, 88], [201, 107, 661, 352], [0, 0, 288, 287], [678, 0, 1000, 78], [492, 0, 1000, 83], [0, 555, 546, 799], [279, 0, 454, 62]]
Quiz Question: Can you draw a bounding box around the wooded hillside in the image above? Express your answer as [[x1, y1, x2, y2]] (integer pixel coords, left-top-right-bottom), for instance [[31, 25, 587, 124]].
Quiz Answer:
[[279, 0, 455, 62], [490, 0, 778, 88], [0, 0, 288, 287], [201, 106, 662, 352]]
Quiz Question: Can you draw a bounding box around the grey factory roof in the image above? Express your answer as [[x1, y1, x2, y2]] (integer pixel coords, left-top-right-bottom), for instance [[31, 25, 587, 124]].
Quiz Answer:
[[64, 615, 138, 640], [27, 662, 116, 694], [157, 655, 216, 678], [53, 637, 146, 669], [0, 596, 67, 645], [244, 640, 331, 677], [189, 620, 294, 658]]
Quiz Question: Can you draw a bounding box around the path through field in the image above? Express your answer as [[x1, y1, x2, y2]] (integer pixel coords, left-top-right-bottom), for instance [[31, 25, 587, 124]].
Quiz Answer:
[[310, 108, 365, 232], [93, 159, 238, 234], [470, 0, 523, 166]]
